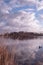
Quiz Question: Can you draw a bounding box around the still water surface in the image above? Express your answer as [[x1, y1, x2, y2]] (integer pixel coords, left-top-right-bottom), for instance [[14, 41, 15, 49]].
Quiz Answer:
[[0, 38, 43, 65]]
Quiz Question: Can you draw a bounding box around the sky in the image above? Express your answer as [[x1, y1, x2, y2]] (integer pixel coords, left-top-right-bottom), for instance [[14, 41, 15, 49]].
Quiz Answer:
[[0, 0, 43, 33]]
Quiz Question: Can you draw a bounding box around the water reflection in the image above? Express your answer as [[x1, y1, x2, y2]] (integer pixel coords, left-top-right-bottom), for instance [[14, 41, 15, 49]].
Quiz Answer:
[[0, 38, 43, 65]]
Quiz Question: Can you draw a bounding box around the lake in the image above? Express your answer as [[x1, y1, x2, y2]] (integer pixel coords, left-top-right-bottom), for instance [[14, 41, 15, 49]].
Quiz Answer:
[[0, 37, 43, 65]]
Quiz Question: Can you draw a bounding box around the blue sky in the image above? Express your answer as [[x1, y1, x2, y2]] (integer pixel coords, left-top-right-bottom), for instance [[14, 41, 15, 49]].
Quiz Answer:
[[0, 0, 43, 33]]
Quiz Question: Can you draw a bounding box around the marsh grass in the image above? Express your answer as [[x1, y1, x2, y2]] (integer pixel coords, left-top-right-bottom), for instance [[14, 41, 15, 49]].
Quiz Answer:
[[0, 46, 17, 65]]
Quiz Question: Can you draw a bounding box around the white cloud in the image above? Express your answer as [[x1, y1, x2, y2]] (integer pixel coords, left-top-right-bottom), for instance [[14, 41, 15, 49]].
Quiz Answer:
[[38, 14, 43, 21], [1, 11, 40, 32], [0, 0, 36, 14], [36, 0, 43, 11], [0, 0, 43, 33], [0, 22, 6, 27]]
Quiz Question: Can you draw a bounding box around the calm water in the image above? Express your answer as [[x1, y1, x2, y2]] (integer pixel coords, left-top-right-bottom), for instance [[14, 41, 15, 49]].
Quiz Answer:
[[0, 37, 43, 65]]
